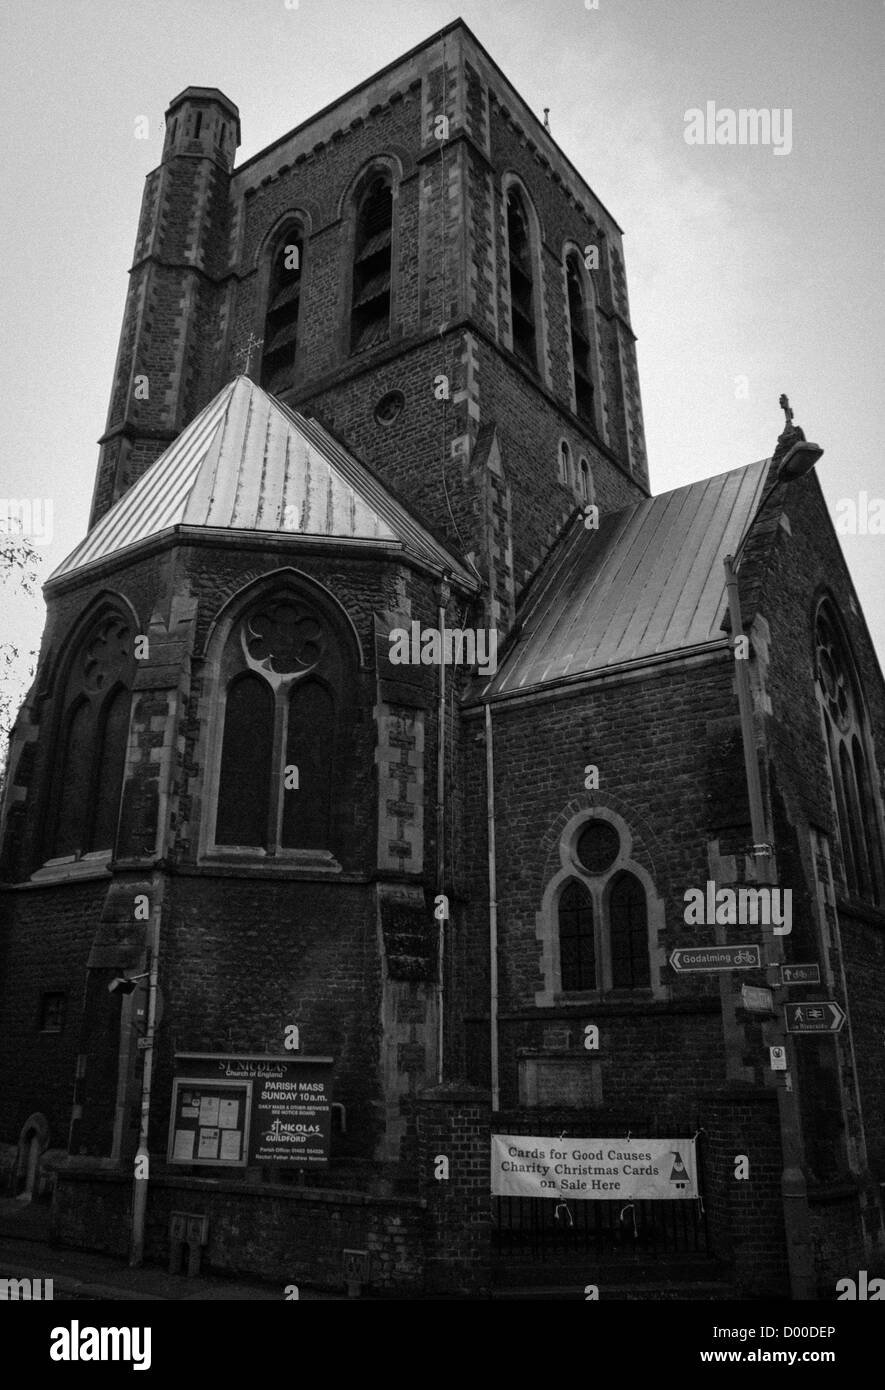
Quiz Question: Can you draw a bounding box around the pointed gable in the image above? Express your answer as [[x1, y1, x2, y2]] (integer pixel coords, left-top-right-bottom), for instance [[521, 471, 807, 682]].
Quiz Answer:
[[50, 377, 476, 587]]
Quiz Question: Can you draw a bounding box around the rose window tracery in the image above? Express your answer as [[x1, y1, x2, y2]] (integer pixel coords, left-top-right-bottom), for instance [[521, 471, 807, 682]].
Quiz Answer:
[[241, 598, 324, 677]]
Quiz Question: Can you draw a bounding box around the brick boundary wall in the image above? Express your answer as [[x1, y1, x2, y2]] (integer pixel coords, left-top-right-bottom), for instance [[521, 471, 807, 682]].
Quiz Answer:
[[699, 1088, 789, 1298], [52, 1168, 426, 1295], [416, 1083, 491, 1295]]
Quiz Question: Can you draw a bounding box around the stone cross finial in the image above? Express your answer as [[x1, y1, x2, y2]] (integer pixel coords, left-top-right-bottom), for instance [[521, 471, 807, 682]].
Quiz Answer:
[[773, 391, 805, 462]]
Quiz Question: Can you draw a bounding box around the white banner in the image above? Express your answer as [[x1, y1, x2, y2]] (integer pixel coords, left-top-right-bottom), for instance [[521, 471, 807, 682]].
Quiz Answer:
[[491, 1135, 698, 1200]]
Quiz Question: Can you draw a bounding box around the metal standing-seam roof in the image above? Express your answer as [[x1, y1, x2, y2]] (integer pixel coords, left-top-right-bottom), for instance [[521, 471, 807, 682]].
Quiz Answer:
[[49, 376, 477, 588], [485, 459, 772, 699]]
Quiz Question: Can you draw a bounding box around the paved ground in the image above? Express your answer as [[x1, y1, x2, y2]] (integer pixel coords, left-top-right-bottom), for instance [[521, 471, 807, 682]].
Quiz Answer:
[[0, 1198, 349, 1301]]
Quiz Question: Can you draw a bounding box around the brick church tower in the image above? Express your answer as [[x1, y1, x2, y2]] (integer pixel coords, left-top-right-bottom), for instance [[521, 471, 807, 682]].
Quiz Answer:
[[2, 21, 883, 1298]]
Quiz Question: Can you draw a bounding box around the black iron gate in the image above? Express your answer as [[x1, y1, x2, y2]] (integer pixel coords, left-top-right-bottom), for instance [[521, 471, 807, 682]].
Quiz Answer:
[[491, 1190, 710, 1263], [491, 1139, 711, 1270]]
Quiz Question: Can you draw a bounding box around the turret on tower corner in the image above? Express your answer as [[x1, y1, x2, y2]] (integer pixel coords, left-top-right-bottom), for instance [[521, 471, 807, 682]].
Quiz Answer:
[[162, 87, 241, 171], [89, 87, 241, 526]]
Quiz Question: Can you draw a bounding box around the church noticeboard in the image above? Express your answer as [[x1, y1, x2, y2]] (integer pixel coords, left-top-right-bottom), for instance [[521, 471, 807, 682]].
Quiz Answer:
[[168, 1054, 333, 1169]]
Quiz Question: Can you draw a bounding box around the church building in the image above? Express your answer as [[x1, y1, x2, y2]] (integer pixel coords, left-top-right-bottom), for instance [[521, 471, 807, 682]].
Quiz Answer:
[[1, 20, 883, 1298]]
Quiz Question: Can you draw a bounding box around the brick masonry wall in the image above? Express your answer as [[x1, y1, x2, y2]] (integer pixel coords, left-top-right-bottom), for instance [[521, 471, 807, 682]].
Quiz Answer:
[[457, 656, 748, 1081], [417, 1085, 491, 1294], [0, 881, 107, 1147], [155, 875, 384, 1161], [748, 471, 885, 1258], [52, 1169, 426, 1293], [699, 1090, 788, 1297]]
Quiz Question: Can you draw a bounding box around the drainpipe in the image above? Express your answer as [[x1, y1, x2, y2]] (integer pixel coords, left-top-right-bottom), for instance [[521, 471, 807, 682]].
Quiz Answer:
[[485, 700, 500, 1112], [723, 554, 815, 1300], [129, 870, 163, 1268], [435, 575, 451, 1085]]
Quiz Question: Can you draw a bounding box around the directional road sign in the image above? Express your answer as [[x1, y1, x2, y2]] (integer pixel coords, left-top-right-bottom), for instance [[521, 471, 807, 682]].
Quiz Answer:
[[669, 944, 761, 973], [780, 963, 821, 986], [784, 1000, 846, 1034]]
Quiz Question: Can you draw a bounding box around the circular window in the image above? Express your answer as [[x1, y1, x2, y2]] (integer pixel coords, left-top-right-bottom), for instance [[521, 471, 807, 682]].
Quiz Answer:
[[374, 390, 405, 425], [575, 820, 620, 875]]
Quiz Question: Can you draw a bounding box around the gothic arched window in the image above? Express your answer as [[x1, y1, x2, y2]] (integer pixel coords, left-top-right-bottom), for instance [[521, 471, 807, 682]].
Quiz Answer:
[[566, 252, 595, 425], [213, 588, 349, 856], [815, 603, 885, 903], [608, 872, 650, 989], [559, 439, 572, 488], [506, 186, 537, 369], [558, 880, 595, 990], [551, 816, 653, 995], [350, 173, 393, 353], [46, 611, 134, 861], [579, 457, 591, 502], [216, 674, 274, 846], [260, 226, 304, 395]]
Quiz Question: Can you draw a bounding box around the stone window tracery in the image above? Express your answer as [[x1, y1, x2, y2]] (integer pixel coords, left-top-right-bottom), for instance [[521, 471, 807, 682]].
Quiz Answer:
[[45, 610, 134, 861], [538, 809, 664, 1004], [213, 589, 344, 855], [815, 600, 885, 903]]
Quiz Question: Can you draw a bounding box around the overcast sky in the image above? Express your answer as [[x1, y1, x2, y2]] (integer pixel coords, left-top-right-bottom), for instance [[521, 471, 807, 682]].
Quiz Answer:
[[2, 0, 883, 709]]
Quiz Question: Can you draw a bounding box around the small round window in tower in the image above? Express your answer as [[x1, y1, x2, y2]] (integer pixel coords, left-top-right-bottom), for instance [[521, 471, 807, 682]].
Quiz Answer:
[[575, 819, 620, 875], [374, 390, 405, 426]]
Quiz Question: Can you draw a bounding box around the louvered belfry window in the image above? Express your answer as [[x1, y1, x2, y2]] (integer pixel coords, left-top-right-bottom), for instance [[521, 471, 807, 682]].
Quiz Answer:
[[350, 175, 393, 353], [506, 187, 537, 369], [261, 229, 304, 395], [47, 610, 134, 860], [214, 592, 339, 853], [567, 253, 595, 425]]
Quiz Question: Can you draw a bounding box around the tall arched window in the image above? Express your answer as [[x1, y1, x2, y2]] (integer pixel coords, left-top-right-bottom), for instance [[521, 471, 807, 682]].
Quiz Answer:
[[212, 586, 351, 856], [260, 226, 304, 395], [506, 186, 537, 369], [815, 601, 885, 903], [558, 880, 595, 990], [608, 872, 650, 988], [46, 610, 135, 861], [559, 439, 572, 488], [282, 680, 334, 849], [579, 457, 591, 502], [550, 815, 653, 994], [350, 173, 393, 353], [216, 674, 274, 846], [566, 252, 595, 424]]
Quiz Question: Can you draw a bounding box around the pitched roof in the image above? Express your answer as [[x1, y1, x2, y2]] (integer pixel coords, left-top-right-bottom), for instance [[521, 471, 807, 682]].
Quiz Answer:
[[485, 460, 772, 699], [49, 377, 476, 587]]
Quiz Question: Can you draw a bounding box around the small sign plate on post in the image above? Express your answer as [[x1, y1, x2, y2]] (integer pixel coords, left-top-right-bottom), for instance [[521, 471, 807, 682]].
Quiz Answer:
[[741, 983, 774, 1014], [780, 963, 821, 986], [784, 1001, 846, 1034], [670, 945, 761, 973], [769, 1046, 787, 1071]]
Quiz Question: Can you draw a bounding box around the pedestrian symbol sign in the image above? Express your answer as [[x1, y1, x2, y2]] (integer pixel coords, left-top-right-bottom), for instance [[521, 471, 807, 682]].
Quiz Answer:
[[784, 1000, 846, 1034]]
